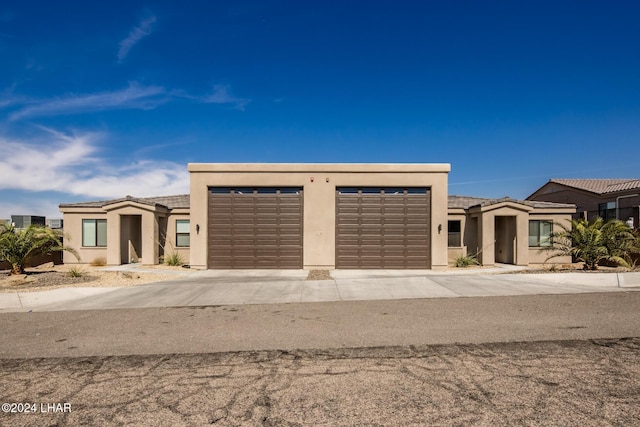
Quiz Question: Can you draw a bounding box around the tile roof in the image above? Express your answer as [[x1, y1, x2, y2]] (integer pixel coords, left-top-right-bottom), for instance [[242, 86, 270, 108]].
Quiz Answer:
[[549, 179, 640, 194], [61, 194, 571, 211], [448, 195, 574, 210], [60, 194, 190, 209]]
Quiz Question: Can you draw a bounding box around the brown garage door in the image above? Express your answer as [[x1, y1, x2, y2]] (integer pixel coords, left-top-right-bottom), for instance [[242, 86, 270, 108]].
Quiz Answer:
[[336, 187, 431, 269], [208, 187, 303, 269]]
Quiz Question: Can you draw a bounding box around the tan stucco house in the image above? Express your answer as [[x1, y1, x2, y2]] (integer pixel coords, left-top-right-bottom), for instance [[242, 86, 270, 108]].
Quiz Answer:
[[59, 163, 575, 269], [528, 178, 640, 228]]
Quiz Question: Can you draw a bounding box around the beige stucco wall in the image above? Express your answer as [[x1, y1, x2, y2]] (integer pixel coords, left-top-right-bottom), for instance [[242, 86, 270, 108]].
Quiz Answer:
[[528, 212, 573, 265], [61, 202, 179, 266], [164, 211, 191, 264], [188, 163, 451, 270], [468, 203, 532, 266], [451, 204, 575, 267], [60, 209, 108, 265], [446, 211, 467, 265]]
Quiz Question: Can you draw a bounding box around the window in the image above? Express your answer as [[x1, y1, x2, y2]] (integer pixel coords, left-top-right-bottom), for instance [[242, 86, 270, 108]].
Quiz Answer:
[[176, 220, 190, 247], [82, 219, 107, 247], [598, 202, 616, 220], [529, 220, 553, 247], [448, 220, 461, 247]]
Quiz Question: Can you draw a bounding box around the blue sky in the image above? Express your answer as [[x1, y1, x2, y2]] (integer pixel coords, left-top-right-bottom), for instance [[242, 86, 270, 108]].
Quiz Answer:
[[1, 1, 639, 218]]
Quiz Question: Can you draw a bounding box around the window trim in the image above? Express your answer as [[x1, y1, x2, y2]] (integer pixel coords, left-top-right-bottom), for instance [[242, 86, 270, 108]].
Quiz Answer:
[[176, 219, 190, 247], [529, 220, 553, 248], [82, 219, 107, 247]]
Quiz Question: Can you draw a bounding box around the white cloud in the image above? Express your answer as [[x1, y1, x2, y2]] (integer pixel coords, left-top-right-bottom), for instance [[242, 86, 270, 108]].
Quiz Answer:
[[118, 14, 157, 62], [0, 128, 189, 201], [8, 82, 168, 121], [203, 84, 251, 111]]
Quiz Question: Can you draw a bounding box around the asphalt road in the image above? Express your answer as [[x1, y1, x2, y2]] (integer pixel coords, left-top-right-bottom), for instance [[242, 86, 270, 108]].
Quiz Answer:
[[1, 292, 639, 358], [1, 292, 639, 426], [1, 339, 638, 426]]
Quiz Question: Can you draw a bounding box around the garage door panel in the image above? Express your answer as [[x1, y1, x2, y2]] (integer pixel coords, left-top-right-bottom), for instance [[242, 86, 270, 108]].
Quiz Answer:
[[208, 188, 303, 269], [279, 206, 302, 215], [360, 238, 383, 246], [382, 206, 405, 214], [337, 248, 359, 257], [278, 216, 302, 225], [361, 207, 383, 215], [336, 187, 431, 269], [278, 248, 304, 257], [382, 217, 405, 225], [336, 238, 359, 247]]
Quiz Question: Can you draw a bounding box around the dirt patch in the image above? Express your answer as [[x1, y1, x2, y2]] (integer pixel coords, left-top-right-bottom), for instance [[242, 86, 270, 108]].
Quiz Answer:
[[0, 264, 184, 293], [306, 269, 333, 280]]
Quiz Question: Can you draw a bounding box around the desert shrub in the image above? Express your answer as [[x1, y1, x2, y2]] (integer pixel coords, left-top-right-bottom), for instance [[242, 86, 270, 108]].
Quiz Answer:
[[68, 267, 84, 277], [90, 256, 107, 267], [164, 252, 184, 266], [454, 254, 480, 268]]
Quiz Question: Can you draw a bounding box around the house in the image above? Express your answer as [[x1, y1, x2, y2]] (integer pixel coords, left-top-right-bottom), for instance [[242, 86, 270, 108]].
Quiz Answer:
[[59, 163, 575, 269], [59, 195, 190, 266], [527, 179, 640, 228]]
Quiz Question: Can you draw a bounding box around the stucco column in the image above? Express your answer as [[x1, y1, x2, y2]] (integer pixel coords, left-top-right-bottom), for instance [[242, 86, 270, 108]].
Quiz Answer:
[[431, 181, 449, 269], [303, 181, 336, 269], [515, 213, 529, 266], [480, 213, 495, 265], [106, 211, 121, 266], [141, 212, 159, 265]]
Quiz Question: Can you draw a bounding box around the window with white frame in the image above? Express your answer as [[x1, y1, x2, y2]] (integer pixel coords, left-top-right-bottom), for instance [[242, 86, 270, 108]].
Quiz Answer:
[[529, 220, 553, 247], [176, 220, 190, 247], [82, 219, 107, 247]]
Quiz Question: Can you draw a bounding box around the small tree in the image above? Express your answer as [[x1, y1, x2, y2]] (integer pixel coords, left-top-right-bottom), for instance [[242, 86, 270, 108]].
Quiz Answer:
[[0, 224, 79, 275], [546, 218, 637, 270]]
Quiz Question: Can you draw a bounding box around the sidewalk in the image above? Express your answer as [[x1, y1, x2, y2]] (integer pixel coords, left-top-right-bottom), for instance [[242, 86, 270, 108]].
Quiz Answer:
[[1, 265, 639, 313]]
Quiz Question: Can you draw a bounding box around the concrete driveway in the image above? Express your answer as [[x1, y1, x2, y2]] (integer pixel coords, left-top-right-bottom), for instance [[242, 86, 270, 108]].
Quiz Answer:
[[1, 266, 639, 312]]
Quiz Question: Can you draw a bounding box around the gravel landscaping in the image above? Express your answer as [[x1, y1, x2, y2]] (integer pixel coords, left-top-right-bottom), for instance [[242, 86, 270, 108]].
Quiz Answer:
[[0, 264, 185, 293]]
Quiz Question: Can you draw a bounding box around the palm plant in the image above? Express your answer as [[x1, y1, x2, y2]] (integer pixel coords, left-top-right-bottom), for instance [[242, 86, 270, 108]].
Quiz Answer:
[[546, 218, 637, 270], [0, 224, 79, 275]]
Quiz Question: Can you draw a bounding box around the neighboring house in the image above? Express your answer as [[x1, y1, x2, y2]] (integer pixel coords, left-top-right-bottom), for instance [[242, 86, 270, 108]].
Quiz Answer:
[[447, 196, 574, 266], [59, 195, 190, 266], [527, 179, 640, 228], [59, 163, 575, 269]]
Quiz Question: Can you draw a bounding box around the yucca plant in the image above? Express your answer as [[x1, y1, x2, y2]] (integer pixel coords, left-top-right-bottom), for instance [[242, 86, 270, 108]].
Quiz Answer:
[[68, 266, 84, 277], [545, 218, 637, 270], [0, 224, 79, 275], [164, 251, 184, 266], [454, 254, 480, 267]]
